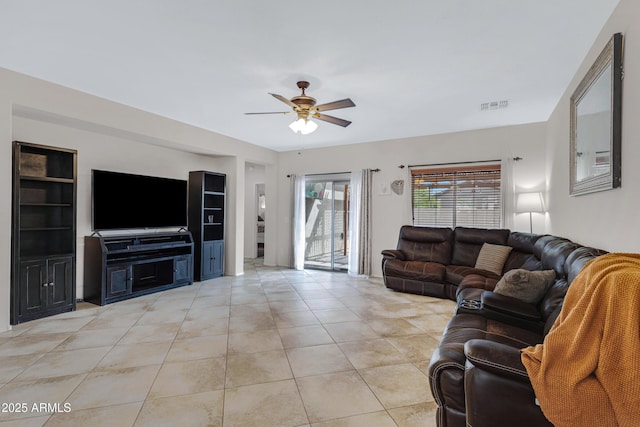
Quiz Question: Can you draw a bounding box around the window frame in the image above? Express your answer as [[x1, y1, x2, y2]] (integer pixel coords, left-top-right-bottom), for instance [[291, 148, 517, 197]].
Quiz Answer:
[[410, 162, 502, 229]]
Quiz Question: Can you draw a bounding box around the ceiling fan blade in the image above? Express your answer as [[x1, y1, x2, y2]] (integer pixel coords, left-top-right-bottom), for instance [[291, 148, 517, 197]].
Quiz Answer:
[[313, 113, 352, 127], [245, 111, 292, 115], [313, 98, 355, 112], [269, 93, 298, 109]]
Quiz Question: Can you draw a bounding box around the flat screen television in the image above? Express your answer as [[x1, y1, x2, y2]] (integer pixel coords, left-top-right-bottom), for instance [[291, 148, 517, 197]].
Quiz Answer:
[[92, 169, 188, 231]]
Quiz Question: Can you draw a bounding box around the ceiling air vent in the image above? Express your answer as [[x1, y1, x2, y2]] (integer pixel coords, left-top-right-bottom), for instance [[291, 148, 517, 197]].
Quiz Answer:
[[480, 100, 509, 111]]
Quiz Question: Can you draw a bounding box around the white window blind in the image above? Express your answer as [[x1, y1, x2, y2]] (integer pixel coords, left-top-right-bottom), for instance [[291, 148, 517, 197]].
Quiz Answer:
[[411, 163, 502, 228]]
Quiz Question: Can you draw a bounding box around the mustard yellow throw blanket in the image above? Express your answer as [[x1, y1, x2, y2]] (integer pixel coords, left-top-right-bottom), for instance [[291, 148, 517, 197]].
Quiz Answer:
[[521, 253, 640, 427]]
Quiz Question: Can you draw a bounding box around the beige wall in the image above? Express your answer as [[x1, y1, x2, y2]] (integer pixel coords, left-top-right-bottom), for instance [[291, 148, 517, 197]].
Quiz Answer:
[[0, 68, 278, 331], [0, 91, 12, 333], [12, 114, 235, 291], [274, 0, 640, 271], [546, 0, 640, 252], [275, 122, 549, 276], [2, 0, 638, 331]]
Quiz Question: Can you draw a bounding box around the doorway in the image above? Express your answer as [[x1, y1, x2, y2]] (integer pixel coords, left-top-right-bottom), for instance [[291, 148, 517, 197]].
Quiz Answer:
[[256, 184, 265, 258], [303, 177, 350, 271]]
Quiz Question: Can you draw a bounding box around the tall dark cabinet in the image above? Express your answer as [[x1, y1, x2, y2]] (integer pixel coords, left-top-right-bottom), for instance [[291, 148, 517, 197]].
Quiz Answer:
[[12, 141, 77, 324], [189, 171, 225, 281]]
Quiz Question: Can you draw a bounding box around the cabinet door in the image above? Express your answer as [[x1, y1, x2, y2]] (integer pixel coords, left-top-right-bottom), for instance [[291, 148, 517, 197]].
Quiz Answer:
[[201, 242, 216, 279], [211, 240, 224, 278], [106, 264, 132, 298], [18, 259, 47, 317], [47, 256, 74, 309], [174, 255, 193, 283]]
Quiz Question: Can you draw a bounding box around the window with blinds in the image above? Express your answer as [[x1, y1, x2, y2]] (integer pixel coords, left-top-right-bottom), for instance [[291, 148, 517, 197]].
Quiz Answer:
[[411, 163, 502, 229]]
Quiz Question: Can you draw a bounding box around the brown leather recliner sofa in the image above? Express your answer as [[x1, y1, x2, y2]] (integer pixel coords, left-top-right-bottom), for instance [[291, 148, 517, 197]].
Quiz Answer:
[[381, 226, 607, 427], [382, 226, 542, 300]]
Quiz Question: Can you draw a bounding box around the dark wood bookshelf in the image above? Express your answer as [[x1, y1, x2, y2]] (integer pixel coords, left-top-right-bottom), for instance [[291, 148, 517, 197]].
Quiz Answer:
[[189, 171, 225, 280], [11, 141, 77, 324]]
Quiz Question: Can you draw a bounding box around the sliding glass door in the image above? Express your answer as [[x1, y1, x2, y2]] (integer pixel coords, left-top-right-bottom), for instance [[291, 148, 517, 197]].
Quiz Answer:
[[303, 176, 350, 271]]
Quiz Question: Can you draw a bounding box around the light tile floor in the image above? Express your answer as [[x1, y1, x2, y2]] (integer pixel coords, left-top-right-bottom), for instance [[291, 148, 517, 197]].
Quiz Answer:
[[0, 259, 456, 427]]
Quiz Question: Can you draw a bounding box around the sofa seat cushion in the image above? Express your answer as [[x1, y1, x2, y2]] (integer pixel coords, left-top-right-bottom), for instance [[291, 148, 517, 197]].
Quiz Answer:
[[446, 265, 501, 285], [444, 313, 542, 348], [459, 273, 499, 292], [456, 273, 501, 303], [383, 259, 446, 282]]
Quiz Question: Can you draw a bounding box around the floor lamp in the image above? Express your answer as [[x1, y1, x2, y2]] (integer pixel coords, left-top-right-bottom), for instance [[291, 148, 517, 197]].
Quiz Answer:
[[516, 192, 544, 233]]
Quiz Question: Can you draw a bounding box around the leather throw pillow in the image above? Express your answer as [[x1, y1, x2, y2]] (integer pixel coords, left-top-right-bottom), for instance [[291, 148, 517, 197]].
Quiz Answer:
[[493, 269, 556, 304]]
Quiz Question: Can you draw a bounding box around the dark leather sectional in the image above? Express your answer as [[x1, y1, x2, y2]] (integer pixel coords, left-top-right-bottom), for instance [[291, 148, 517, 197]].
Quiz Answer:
[[381, 226, 607, 427]]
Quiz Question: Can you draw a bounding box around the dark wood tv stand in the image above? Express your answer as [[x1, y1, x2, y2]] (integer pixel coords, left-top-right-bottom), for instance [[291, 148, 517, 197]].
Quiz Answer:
[[83, 231, 194, 305]]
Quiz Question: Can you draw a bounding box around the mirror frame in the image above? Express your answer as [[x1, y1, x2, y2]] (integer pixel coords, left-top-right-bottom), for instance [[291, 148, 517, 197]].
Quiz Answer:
[[570, 32, 623, 196]]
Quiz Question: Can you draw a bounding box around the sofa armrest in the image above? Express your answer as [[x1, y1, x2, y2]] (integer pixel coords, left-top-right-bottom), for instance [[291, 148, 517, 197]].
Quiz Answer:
[[464, 339, 530, 383], [480, 291, 541, 321], [464, 339, 553, 427], [381, 249, 406, 261], [428, 342, 469, 421]]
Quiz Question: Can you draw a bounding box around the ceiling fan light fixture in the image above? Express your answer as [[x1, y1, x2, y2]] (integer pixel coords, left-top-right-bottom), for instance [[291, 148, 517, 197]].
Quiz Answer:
[[289, 118, 317, 135], [247, 81, 354, 133]]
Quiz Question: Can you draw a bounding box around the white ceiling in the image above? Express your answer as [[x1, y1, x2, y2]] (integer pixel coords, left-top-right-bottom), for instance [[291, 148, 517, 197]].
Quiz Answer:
[[0, 1, 620, 152]]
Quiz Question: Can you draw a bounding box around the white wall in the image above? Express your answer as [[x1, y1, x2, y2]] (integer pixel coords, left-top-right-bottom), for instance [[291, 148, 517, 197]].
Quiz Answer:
[[275, 122, 548, 276], [546, 0, 640, 252], [0, 68, 278, 331], [2, 0, 637, 332], [12, 115, 230, 298], [0, 92, 11, 334]]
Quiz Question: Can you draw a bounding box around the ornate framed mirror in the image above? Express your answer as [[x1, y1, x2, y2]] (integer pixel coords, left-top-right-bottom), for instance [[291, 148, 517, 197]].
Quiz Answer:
[[570, 33, 623, 196]]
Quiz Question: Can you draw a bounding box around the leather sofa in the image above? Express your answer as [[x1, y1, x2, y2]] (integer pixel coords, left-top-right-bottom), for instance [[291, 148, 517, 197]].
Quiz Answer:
[[382, 226, 541, 300], [381, 226, 607, 427]]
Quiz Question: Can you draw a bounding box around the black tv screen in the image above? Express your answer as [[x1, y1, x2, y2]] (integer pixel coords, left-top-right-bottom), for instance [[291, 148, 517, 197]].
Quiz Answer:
[[92, 170, 188, 231]]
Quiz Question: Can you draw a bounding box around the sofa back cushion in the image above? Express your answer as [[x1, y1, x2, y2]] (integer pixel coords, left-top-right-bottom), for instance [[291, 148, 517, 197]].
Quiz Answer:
[[532, 235, 559, 259], [565, 246, 608, 284], [538, 241, 606, 319], [524, 237, 575, 321], [451, 227, 510, 267], [503, 232, 543, 272], [397, 226, 453, 264], [539, 278, 569, 322], [539, 238, 578, 279], [540, 246, 607, 326]]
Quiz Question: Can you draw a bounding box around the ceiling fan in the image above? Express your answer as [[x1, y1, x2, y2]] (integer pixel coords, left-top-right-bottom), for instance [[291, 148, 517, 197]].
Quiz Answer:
[[245, 81, 355, 134]]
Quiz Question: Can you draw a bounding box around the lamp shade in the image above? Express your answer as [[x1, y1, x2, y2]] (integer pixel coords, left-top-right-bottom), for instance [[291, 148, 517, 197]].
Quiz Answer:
[[516, 192, 545, 213]]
